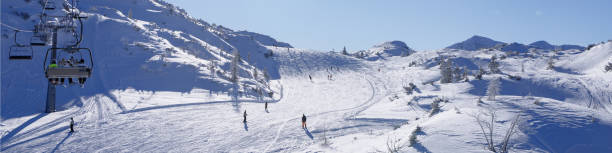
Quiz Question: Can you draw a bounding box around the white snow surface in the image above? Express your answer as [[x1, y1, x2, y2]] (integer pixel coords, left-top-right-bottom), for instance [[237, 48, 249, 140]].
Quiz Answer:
[[2, 0, 612, 153], [560, 42, 612, 74]]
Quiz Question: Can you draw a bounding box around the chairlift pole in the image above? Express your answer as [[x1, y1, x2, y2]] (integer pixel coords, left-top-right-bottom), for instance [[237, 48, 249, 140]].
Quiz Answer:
[[45, 27, 58, 113]]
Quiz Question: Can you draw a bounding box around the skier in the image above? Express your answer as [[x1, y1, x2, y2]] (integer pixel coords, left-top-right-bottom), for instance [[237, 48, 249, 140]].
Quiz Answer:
[[301, 114, 307, 129], [69, 117, 74, 132], [308, 75, 312, 81], [243, 110, 247, 123], [265, 102, 268, 111]]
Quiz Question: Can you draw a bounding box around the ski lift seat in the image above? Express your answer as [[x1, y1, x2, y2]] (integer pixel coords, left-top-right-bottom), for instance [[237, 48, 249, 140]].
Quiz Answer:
[[44, 1, 56, 10], [9, 45, 33, 60], [44, 47, 93, 79], [46, 66, 91, 78], [30, 35, 47, 46]]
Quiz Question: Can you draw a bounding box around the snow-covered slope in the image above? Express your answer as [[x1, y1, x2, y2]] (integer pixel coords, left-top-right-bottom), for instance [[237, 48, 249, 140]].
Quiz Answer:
[[2, 0, 611, 153], [560, 41, 612, 74], [354, 40, 415, 61], [446, 35, 505, 51], [1, 0, 283, 119]]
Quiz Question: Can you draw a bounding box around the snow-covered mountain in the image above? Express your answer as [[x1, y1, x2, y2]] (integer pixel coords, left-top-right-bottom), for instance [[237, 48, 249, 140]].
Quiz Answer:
[[353, 40, 415, 61], [2, 0, 611, 153], [500, 42, 530, 53], [446, 35, 505, 51], [530, 40, 557, 50], [530, 40, 585, 51], [448, 36, 585, 53], [1, 0, 284, 119]]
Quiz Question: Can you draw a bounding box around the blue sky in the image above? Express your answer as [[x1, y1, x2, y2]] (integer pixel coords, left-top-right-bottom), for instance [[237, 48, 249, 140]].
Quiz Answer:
[[165, 0, 612, 51]]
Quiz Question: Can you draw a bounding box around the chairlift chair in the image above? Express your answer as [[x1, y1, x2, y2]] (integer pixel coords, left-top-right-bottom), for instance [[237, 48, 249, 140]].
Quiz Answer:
[[8, 30, 33, 60], [30, 33, 48, 46], [44, 48, 93, 84], [44, 1, 56, 10], [9, 46, 34, 60]]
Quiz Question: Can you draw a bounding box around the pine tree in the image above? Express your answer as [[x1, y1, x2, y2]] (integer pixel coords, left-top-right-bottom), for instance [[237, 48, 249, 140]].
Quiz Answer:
[[606, 62, 612, 72], [489, 55, 500, 74], [231, 49, 240, 83], [486, 77, 501, 101], [463, 66, 469, 82], [128, 9, 133, 19], [476, 66, 485, 80], [547, 56, 555, 70], [253, 67, 258, 79], [453, 67, 462, 82], [263, 68, 270, 83], [342, 46, 348, 55], [209, 61, 216, 78], [440, 58, 453, 83]]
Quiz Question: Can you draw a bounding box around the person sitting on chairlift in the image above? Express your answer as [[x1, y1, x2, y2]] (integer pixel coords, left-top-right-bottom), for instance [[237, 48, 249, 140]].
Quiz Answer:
[[49, 60, 59, 84]]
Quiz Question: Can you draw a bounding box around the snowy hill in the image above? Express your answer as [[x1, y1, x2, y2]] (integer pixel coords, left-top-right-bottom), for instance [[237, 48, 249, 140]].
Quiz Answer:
[[530, 40, 586, 51], [500, 42, 530, 53], [1, 0, 283, 119], [354, 40, 415, 61], [2, 0, 612, 153], [446, 35, 505, 51], [560, 41, 612, 74], [530, 40, 556, 50], [448, 36, 585, 53]]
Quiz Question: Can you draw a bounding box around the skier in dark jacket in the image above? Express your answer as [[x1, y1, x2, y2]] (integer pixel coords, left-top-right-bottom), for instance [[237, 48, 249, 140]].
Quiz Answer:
[[308, 75, 312, 81], [265, 102, 268, 111], [243, 110, 247, 123], [301, 114, 307, 129], [70, 117, 75, 132]]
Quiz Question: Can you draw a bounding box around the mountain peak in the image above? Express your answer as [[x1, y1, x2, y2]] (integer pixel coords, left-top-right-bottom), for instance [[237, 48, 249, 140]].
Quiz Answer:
[[446, 35, 505, 51], [529, 41, 554, 50], [354, 40, 415, 60]]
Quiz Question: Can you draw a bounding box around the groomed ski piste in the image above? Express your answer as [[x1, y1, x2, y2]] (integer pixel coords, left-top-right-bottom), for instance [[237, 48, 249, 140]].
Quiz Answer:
[[2, 0, 612, 153]]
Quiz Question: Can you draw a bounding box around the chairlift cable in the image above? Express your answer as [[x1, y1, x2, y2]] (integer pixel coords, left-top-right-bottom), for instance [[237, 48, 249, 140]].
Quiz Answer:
[[0, 23, 34, 32]]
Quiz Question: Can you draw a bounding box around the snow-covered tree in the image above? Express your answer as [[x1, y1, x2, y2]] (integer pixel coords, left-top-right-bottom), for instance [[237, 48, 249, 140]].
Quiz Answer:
[[263, 68, 270, 83], [489, 55, 501, 74], [209, 61, 216, 78], [547, 56, 555, 70], [409, 126, 422, 147], [463, 66, 469, 82], [453, 67, 463, 82], [253, 67, 258, 79], [430, 98, 443, 116], [475, 66, 485, 80], [231, 49, 240, 83], [440, 58, 453, 83], [342, 46, 348, 55], [606, 62, 612, 72], [486, 77, 501, 101], [128, 9, 133, 19]]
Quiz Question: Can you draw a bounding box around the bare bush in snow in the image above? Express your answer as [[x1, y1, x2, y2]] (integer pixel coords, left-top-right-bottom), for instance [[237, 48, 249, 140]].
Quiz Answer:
[[386, 135, 405, 153], [471, 108, 520, 153]]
